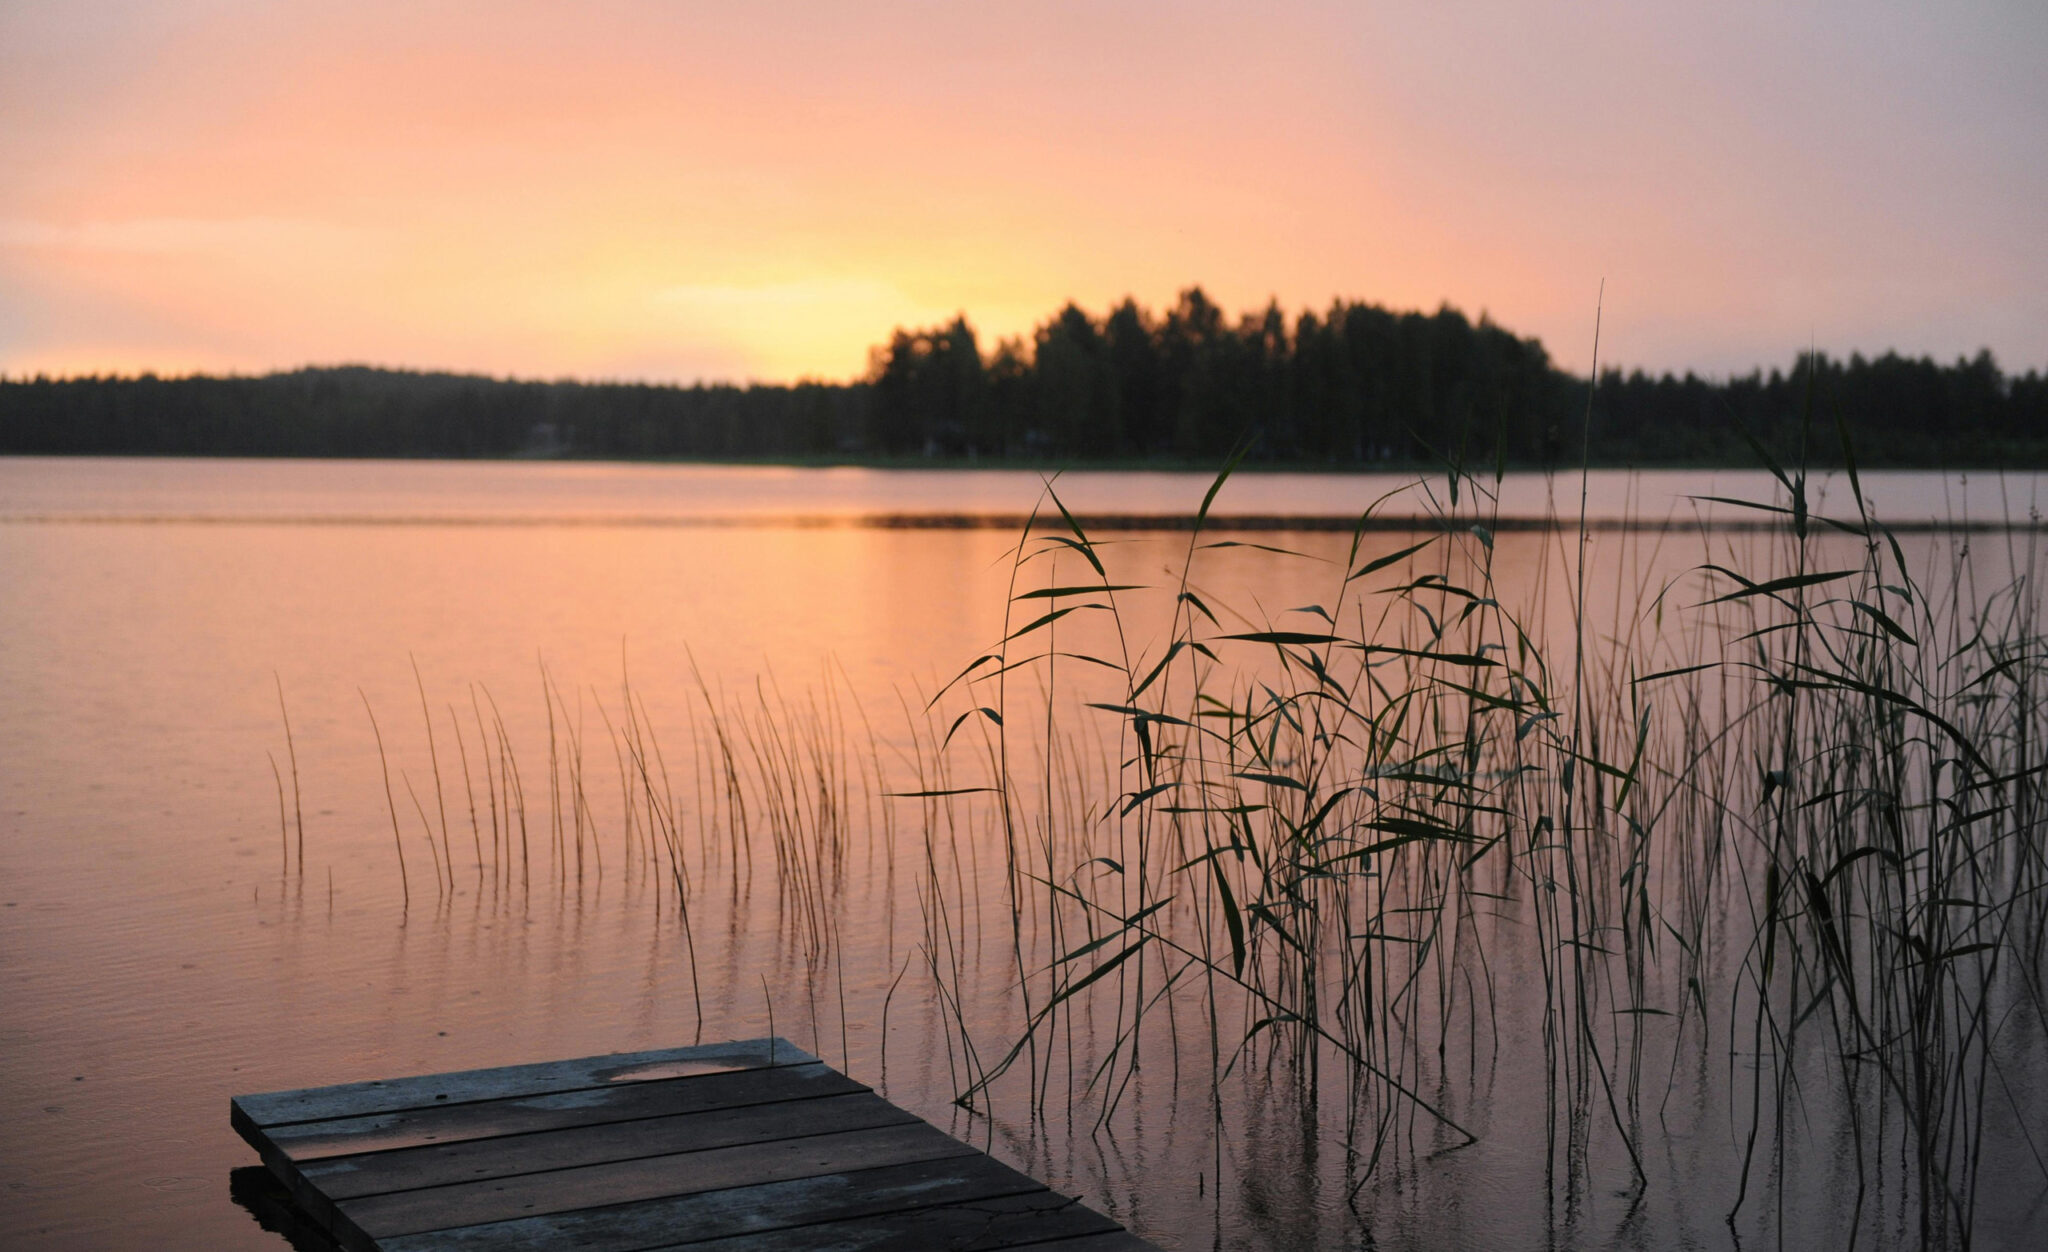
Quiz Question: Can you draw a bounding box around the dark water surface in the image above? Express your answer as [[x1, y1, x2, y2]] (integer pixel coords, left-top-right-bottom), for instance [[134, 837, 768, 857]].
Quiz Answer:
[[3, 458, 2044, 1249]]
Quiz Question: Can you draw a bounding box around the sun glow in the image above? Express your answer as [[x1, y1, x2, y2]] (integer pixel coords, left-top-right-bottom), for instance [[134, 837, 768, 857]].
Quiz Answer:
[[2, 1, 2040, 381]]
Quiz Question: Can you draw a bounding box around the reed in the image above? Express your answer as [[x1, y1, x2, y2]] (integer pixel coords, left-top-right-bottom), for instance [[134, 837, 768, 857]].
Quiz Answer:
[[274, 673, 305, 871], [268, 750, 289, 876], [909, 430, 2044, 1247], [310, 446, 2043, 1248], [358, 687, 409, 912]]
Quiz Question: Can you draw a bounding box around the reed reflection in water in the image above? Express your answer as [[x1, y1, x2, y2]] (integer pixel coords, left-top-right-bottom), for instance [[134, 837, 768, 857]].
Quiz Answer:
[[2, 459, 2045, 1250]]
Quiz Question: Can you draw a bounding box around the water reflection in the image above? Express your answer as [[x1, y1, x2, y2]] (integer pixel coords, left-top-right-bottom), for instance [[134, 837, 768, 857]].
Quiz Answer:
[[228, 1167, 341, 1252], [4, 461, 2046, 1250]]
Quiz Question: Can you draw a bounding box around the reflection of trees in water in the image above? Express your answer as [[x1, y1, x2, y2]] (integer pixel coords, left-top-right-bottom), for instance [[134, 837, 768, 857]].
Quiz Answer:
[[278, 464, 2046, 1249]]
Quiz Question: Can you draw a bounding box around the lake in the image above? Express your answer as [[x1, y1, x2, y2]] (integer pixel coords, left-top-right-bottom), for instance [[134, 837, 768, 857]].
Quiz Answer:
[[3, 456, 2044, 1250]]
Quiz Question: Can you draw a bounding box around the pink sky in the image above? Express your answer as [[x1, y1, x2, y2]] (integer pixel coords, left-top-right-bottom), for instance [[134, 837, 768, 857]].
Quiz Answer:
[[3, 1, 2042, 383]]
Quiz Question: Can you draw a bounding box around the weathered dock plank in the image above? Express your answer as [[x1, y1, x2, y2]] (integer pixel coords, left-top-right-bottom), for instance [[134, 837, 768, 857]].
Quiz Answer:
[[641, 1188, 1119, 1250], [270, 1062, 866, 1160], [375, 1156, 1048, 1252], [235, 1037, 816, 1128], [232, 1037, 1157, 1251], [343, 1122, 978, 1238], [303, 1091, 921, 1198]]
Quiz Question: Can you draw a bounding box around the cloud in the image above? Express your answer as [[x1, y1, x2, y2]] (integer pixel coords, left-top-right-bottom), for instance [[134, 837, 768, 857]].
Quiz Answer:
[[0, 217, 368, 259], [652, 278, 919, 314]]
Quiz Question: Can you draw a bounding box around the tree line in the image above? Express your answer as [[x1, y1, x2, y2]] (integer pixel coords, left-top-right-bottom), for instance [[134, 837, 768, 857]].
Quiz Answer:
[[5, 288, 2044, 466]]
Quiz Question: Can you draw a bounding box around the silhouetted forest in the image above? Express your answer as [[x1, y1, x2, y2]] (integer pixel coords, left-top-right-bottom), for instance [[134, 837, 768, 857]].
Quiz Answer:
[[5, 288, 2044, 467]]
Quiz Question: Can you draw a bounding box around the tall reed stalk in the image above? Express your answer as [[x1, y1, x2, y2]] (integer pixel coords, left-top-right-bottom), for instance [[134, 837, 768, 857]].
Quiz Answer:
[[314, 445, 2043, 1248]]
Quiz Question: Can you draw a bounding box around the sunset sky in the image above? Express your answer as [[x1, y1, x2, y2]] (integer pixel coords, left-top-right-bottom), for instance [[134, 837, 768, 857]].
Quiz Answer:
[[3, 1, 2042, 384]]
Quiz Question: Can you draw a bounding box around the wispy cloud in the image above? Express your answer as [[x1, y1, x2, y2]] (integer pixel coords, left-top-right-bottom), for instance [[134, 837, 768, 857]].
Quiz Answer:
[[652, 279, 918, 313], [0, 217, 368, 258]]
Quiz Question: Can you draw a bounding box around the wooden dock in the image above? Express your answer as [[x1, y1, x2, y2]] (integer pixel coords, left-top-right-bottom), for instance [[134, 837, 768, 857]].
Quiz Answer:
[[232, 1037, 1158, 1251]]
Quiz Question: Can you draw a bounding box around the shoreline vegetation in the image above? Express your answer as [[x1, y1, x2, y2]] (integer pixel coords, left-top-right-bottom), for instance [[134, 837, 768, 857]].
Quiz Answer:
[[8, 509, 2044, 536], [7, 288, 2046, 468], [310, 433, 2048, 1247]]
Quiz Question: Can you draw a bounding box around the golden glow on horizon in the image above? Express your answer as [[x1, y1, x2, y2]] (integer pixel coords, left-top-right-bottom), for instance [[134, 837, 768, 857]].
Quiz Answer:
[[2, 1, 2041, 382]]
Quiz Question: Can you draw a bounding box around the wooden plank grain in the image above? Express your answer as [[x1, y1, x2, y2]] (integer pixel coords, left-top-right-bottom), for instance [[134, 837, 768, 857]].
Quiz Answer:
[[227, 1114, 363, 1249], [637, 1188, 1117, 1251], [342, 1121, 980, 1239], [267, 1062, 865, 1161], [999, 1236, 1158, 1252], [306, 1091, 921, 1199], [236, 1038, 819, 1128], [377, 1155, 1049, 1252], [233, 1040, 1163, 1251]]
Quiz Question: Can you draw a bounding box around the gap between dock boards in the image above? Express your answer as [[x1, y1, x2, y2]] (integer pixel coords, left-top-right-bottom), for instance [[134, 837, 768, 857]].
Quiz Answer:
[[232, 1036, 1160, 1251]]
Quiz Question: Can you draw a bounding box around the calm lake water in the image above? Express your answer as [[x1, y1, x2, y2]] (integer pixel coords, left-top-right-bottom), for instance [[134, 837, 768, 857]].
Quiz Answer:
[[3, 457, 2044, 1250]]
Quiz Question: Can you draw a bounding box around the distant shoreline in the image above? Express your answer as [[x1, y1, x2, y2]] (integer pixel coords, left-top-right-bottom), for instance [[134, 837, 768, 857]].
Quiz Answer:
[[5, 509, 2039, 534], [8, 448, 2048, 473], [8, 331, 2045, 471]]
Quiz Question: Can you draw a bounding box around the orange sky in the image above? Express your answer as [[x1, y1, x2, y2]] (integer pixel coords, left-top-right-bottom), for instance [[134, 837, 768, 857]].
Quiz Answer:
[[3, 1, 2042, 382]]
